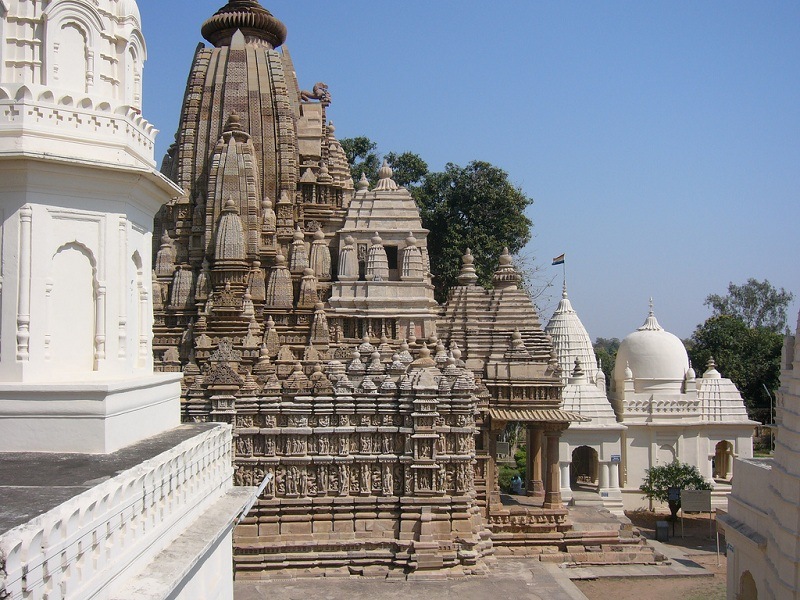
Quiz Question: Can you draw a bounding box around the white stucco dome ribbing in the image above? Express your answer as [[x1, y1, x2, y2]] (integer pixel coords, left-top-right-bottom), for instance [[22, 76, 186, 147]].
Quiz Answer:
[[545, 284, 598, 383], [117, 0, 142, 27], [613, 302, 689, 391]]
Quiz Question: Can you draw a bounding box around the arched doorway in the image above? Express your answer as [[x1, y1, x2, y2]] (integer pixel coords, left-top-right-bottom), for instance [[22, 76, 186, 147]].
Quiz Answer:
[[739, 570, 757, 600], [571, 446, 599, 490], [714, 441, 734, 480]]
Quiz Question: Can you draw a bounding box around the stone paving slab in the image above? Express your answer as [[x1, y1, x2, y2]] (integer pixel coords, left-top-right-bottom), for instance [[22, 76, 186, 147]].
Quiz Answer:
[[234, 560, 588, 600]]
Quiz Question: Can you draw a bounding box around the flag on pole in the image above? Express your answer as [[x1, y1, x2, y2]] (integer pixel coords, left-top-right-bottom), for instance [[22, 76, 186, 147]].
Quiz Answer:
[[552, 253, 565, 266]]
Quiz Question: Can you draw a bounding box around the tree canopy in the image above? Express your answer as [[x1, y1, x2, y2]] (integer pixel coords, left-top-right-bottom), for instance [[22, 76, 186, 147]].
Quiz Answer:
[[414, 161, 532, 300], [593, 337, 621, 390], [704, 278, 794, 333], [639, 460, 711, 518], [688, 314, 782, 423], [340, 137, 534, 301], [340, 136, 380, 186]]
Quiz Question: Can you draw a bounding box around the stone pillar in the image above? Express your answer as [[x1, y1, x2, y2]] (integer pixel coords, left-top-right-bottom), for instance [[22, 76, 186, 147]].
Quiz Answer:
[[725, 448, 734, 479], [610, 461, 620, 489], [543, 426, 564, 509], [526, 425, 544, 497], [487, 422, 504, 511], [559, 461, 572, 501], [599, 462, 610, 490]]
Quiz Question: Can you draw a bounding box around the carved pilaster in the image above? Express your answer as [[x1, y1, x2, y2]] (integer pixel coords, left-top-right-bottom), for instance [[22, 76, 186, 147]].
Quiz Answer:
[[16, 205, 32, 361], [118, 217, 127, 358]]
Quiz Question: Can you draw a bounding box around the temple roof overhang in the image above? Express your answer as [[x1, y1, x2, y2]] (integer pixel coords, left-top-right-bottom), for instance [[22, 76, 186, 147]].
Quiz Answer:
[[489, 407, 589, 424]]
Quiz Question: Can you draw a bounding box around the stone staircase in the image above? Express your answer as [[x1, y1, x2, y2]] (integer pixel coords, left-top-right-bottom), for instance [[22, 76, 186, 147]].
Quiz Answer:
[[491, 503, 667, 566]]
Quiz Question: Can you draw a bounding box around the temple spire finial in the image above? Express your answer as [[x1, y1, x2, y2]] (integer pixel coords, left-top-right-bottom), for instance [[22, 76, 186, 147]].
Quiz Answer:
[[201, 0, 288, 49], [458, 248, 478, 286], [374, 160, 399, 191], [638, 298, 664, 332]]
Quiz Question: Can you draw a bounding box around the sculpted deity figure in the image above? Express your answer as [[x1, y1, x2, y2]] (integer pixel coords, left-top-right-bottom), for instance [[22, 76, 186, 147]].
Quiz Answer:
[[299, 469, 308, 496], [437, 463, 447, 492], [382, 434, 393, 454], [418, 472, 431, 491], [318, 435, 330, 455], [382, 465, 393, 496], [287, 466, 299, 495], [456, 464, 467, 493], [361, 434, 372, 454], [265, 436, 276, 455], [360, 463, 371, 492], [318, 466, 329, 494], [264, 468, 275, 497], [419, 441, 432, 459], [404, 467, 413, 495], [339, 464, 349, 495], [339, 435, 349, 455]]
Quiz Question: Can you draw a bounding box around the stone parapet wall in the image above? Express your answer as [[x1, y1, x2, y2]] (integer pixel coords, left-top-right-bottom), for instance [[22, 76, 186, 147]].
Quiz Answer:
[[0, 424, 234, 600]]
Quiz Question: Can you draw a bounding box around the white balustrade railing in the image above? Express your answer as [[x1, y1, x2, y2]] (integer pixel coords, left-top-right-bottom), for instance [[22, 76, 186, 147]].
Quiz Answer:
[[0, 424, 233, 600]]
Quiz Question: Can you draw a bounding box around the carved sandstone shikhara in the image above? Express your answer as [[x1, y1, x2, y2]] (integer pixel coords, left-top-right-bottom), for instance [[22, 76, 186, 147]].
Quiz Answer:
[[153, 0, 588, 578]]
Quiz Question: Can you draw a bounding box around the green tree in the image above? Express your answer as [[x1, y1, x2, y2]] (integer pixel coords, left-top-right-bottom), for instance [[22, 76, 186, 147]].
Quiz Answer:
[[385, 151, 428, 188], [705, 278, 794, 333], [414, 161, 533, 301], [639, 460, 711, 519], [340, 136, 380, 185], [593, 337, 620, 390], [688, 315, 782, 423]]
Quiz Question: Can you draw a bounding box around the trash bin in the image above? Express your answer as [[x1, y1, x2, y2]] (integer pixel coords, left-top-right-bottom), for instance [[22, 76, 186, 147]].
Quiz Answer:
[[656, 520, 669, 542]]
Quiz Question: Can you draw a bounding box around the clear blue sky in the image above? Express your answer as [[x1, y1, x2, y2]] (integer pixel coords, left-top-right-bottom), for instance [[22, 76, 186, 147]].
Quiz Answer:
[[140, 0, 799, 341]]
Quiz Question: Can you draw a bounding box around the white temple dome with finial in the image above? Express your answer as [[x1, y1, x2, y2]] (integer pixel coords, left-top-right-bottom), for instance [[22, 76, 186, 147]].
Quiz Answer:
[[545, 283, 598, 383], [613, 300, 689, 391]]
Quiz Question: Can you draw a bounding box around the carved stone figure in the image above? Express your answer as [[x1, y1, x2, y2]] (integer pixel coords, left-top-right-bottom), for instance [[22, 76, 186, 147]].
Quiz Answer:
[[338, 464, 349, 496], [300, 82, 331, 106]]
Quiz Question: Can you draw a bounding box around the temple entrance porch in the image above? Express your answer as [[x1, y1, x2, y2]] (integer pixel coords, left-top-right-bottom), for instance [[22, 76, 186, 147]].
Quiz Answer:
[[482, 414, 576, 554]]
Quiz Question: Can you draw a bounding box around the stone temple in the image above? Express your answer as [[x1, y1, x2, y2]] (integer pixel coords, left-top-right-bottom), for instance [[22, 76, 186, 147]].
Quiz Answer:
[[149, 0, 677, 578]]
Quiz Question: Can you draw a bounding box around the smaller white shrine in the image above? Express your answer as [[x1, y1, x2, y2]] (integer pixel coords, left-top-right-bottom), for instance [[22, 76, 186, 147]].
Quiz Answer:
[[609, 302, 756, 509], [545, 285, 625, 514]]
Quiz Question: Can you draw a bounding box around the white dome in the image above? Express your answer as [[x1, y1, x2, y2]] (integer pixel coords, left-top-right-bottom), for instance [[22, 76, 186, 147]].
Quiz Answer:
[[545, 284, 598, 383], [614, 303, 689, 391]]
